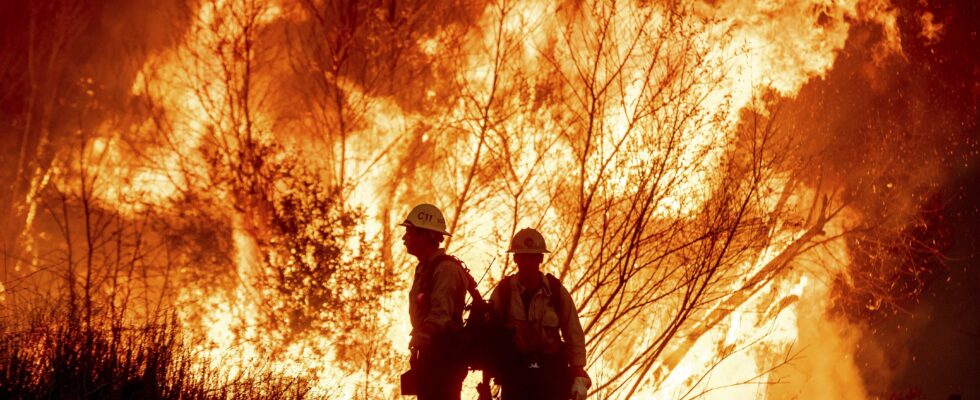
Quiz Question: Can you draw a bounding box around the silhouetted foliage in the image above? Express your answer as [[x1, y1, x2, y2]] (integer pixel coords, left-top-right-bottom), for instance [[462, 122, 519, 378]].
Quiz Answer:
[[0, 314, 310, 400]]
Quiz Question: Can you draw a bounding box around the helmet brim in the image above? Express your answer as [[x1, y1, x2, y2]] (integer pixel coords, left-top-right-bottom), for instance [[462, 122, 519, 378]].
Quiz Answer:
[[507, 249, 550, 254], [399, 221, 452, 236]]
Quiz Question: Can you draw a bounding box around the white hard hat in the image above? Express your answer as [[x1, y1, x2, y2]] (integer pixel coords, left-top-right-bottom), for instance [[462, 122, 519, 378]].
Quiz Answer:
[[508, 228, 550, 254], [400, 203, 451, 236]]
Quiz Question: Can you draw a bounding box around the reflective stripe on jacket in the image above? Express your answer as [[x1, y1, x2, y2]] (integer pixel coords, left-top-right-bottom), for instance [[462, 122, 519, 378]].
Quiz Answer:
[[489, 272, 587, 367], [408, 249, 467, 340]]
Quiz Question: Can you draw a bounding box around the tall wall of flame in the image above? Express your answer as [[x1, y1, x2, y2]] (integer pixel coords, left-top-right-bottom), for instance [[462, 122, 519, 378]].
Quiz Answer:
[[1, 0, 974, 398]]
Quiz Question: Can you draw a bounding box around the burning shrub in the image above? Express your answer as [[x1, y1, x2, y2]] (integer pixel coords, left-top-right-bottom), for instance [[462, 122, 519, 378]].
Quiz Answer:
[[257, 171, 389, 362], [0, 313, 311, 400]]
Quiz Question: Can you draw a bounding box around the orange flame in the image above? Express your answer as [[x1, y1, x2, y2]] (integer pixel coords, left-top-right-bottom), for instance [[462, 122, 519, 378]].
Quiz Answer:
[[49, 0, 911, 397]]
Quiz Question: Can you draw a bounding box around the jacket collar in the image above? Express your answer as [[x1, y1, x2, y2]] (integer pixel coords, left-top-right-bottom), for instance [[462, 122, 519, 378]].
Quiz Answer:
[[424, 248, 446, 264], [414, 248, 446, 274], [513, 271, 552, 296]]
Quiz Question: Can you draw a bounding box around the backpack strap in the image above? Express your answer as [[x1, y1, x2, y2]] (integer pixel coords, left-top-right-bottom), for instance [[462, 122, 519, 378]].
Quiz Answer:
[[499, 275, 512, 317], [545, 273, 562, 315], [420, 254, 484, 324]]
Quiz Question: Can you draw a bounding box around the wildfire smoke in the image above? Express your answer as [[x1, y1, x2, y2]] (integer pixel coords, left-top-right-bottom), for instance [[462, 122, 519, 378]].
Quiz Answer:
[[0, 0, 975, 398]]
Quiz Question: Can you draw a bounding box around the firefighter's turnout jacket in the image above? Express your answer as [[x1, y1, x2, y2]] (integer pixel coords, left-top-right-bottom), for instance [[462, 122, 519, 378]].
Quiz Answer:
[[409, 249, 468, 342], [489, 271, 587, 367]]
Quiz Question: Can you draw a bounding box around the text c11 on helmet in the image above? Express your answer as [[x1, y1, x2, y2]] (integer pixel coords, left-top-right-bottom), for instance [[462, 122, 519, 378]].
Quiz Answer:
[[508, 228, 550, 254], [399, 203, 452, 236]]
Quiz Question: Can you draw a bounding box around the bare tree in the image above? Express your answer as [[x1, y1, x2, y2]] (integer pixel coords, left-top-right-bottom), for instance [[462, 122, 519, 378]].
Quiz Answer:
[[129, 0, 402, 394], [1, 0, 87, 294], [421, 2, 859, 398], [0, 0, 946, 399]]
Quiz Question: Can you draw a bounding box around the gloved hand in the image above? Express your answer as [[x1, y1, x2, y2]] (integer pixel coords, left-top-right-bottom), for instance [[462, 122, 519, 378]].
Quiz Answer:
[[570, 376, 591, 400]]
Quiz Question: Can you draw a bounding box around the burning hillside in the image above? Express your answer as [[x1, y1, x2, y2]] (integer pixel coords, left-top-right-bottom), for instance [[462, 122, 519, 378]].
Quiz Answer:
[[0, 0, 975, 398]]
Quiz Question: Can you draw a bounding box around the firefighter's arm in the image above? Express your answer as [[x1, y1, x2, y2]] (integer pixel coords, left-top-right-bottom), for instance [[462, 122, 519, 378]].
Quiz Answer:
[[418, 261, 464, 339], [558, 285, 588, 369], [560, 285, 592, 398], [488, 282, 505, 319]]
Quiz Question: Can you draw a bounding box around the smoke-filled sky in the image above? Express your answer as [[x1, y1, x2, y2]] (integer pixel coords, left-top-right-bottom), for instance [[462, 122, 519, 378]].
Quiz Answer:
[[774, 0, 978, 395], [1, 0, 977, 398], [774, 0, 978, 396]]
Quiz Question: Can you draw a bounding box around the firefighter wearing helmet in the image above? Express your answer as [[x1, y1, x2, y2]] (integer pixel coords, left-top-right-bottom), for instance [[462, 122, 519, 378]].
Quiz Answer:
[[488, 228, 591, 400], [401, 204, 469, 399]]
